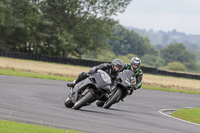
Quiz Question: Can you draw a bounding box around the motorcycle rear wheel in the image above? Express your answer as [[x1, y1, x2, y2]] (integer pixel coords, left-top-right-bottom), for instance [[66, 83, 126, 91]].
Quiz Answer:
[[64, 97, 74, 108], [96, 100, 105, 107]]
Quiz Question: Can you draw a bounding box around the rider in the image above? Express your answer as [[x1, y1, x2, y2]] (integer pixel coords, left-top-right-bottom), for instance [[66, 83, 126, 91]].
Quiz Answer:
[[67, 59, 123, 89], [67, 59, 123, 105], [123, 57, 143, 95]]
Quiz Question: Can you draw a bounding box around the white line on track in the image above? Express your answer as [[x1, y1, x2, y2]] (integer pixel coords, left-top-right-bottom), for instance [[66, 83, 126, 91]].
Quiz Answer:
[[158, 107, 200, 126]]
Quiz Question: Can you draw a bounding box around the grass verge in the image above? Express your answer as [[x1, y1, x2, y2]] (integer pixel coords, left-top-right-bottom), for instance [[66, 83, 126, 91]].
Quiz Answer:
[[142, 86, 200, 95], [0, 69, 75, 81], [171, 108, 200, 124], [0, 120, 82, 133]]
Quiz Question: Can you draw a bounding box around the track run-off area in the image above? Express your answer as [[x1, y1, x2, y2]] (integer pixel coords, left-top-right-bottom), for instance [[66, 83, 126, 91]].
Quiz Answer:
[[0, 75, 199, 133]]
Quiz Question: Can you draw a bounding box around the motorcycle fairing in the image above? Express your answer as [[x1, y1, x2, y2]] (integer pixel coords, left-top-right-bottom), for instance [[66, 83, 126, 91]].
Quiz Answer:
[[72, 78, 92, 103]]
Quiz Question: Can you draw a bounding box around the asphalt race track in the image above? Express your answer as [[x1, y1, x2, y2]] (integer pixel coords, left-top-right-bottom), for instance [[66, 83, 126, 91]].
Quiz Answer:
[[0, 75, 200, 133]]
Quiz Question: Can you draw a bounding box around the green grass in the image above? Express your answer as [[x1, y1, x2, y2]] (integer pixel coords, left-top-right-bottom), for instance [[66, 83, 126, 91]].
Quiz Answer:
[[0, 69, 75, 82], [171, 108, 200, 124], [146, 73, 200, 81], [0, 120, 83, 133], [142, 86, 200, 95]]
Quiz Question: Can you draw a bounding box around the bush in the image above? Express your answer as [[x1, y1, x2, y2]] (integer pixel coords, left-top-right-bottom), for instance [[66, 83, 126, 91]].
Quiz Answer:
[[167, 62, 187, 71]]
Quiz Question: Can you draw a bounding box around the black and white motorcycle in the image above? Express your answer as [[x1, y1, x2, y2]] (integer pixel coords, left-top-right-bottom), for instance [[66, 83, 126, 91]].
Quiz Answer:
[[64, 70, 111, 110]]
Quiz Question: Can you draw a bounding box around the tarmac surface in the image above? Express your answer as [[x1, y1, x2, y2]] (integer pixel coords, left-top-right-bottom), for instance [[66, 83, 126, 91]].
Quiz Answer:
[[0, 75, 200, 133]]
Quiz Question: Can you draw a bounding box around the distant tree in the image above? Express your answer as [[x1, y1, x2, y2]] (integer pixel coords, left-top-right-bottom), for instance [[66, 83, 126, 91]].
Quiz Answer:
[[160, 43, 198, 70], [0, 1, 5, 26], [155, 45, 163, 50], [109, 25, 158, 57], [1, 0, 132, 58], [0, 0, 42, 52], [117, 54, 137, 64], [140, 54, 165, 67], [183, 40, 200, 60], [0, 1, 6, 49], [161, 33, 169, 46], [38, 0, 132, 58], [97, 50, 117, 62]]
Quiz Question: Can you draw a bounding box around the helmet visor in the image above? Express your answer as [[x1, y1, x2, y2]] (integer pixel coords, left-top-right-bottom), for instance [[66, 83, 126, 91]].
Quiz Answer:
[[132, 64, 139, 69], [113, 65, 121, 71]]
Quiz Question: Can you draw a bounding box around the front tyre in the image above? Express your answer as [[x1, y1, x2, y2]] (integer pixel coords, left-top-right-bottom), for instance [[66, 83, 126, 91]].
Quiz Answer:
[[104, 89, 122, 109], [73, 91, 93, 110], [64, 97, 74, 108]]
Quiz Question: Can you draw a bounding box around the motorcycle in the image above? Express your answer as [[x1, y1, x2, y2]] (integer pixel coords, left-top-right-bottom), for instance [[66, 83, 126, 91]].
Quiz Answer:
[[64, 70, 111, 110], [103, 70, 135, 109]]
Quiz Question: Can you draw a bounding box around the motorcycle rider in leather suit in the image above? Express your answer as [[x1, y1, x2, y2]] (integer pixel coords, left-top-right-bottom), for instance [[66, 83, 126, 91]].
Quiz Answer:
[[67, 59, 124, 102], [124, 57, 143, 95]]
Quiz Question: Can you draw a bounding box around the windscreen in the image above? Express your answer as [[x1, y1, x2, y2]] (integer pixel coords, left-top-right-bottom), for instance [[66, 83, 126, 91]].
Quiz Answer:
[[122, 70, 134, 79]]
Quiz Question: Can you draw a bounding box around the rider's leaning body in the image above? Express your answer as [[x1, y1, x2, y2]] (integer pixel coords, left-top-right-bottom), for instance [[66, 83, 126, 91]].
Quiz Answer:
[[123, 57, 143, 91]]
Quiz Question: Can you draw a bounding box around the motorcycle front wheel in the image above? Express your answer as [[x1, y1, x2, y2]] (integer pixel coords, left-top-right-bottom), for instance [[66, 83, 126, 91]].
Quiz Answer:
[[73, 91, 94, 110], [103, 88, 122, 109]]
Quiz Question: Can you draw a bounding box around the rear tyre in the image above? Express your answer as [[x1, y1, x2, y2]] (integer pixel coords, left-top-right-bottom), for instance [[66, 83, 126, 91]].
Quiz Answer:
[[104, 89, 122, 109], [73, 91, 93, 110], [64, 97, 74, 108]]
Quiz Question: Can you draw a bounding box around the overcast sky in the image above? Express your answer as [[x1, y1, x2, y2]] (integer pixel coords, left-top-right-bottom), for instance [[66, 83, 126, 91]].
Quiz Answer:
[[114, 0, 200, 35]]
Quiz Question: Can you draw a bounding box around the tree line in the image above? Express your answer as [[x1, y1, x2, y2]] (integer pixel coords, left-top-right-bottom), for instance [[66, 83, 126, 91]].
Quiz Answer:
[[0, 0, 131, 58], [0, 0, 199, 72], [80, 24, 199, 72]]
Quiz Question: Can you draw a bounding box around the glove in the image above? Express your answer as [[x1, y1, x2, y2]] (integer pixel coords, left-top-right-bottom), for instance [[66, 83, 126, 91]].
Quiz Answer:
[[125, 63, 128, 67], [123, 63, 128, 70], [133, 85, 137, 90], [113, 80, 118, 87], [88, 68, 97, 75], [129, 82, 136, 89], [116, 76, 120, 82]]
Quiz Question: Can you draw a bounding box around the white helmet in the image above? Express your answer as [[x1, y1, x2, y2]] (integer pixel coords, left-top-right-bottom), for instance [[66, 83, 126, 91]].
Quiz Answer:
[[130, 57, 141, 71]]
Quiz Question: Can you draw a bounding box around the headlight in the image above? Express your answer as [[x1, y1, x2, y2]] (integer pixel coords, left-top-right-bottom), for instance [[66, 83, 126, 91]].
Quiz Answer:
[[102, 74, 109, 82]]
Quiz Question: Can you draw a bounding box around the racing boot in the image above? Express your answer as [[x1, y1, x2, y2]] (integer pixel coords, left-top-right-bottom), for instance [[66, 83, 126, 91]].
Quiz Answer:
[[96, 100, 105, 107], [67, 82, 75, 87]]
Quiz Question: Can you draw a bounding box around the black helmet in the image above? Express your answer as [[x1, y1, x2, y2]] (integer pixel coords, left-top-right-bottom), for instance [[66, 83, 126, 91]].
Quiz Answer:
[[130, 57, 141, 71], [111, 59, 123, 72]]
